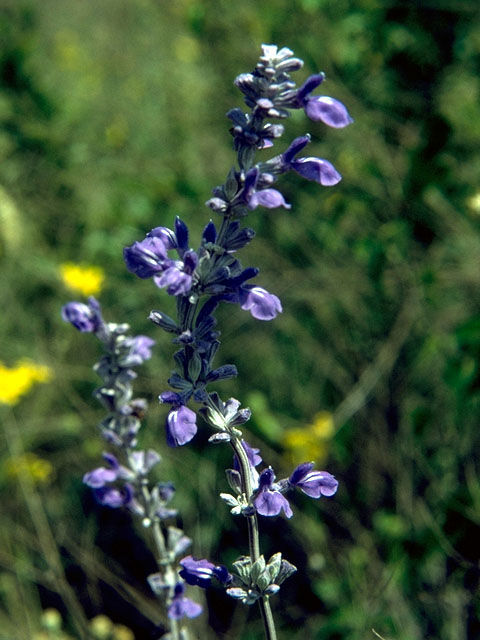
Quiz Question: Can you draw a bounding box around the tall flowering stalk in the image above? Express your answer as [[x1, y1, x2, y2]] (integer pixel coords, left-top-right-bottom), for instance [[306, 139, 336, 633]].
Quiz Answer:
[[63, 45, 352, 639], [122, 45, 351, 638]]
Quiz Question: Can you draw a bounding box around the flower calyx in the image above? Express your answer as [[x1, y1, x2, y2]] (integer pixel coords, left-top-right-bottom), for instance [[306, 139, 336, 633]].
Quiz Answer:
[[226, 553, 297, 604]]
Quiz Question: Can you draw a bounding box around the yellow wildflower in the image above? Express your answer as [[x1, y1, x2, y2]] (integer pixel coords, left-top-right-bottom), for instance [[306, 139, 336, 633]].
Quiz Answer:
[[283, 411, 335, 466], [4, 452, 54, 486], [60, 263, 105, 297], [0, 359, 52, 406], [310, 411, 335, 439]]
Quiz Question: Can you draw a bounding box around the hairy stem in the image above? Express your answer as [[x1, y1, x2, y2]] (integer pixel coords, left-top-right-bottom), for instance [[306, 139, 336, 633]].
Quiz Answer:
[[129, 450, 180, 640], [229, 438, 277, 640]]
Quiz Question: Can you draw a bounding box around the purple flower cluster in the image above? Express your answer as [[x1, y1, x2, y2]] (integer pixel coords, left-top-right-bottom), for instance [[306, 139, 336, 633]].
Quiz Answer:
[[167, 583, 202, 620], [179, 556, 232, 588], [124, 218, 197, 297], [82, 450, 175, 519], [61, 297, 103, 333]]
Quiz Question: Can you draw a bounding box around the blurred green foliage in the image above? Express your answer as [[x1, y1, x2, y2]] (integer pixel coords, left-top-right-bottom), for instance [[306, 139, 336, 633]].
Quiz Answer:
[[1, 0, 480, 638]]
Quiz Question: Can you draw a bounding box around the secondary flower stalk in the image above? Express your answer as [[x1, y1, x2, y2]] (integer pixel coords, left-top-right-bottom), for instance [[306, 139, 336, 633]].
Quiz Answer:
[[62, 298, 201, 639]]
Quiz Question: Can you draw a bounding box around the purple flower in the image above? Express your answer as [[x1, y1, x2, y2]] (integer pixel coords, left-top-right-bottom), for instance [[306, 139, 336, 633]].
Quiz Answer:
[[242, 167, 290, 211], [157, 481, 175, 503], [233, 440, 262, 471], [154, 265, 193, 296], [166, 405, 198, 447], [120, 335, 155, 366], [147, 225, 177, 250], [253, 468, 293, 518], [83, 453, 120, 489], [247, 188, 291, 211], [240, 286, 282, 320], [61, 299, 101, 333], [296, 74, 353, 128], [304, 96, 353, 128], [282, 136, 342, 186], [83, 452, 129, 488], [123, 236, 168, 278], [129, 449, 161, 475], [153, 249, 197, 297], [83, 466, 118, 488], [168, 583, 202, 620], [160, 391, 182, 405], [289, 462, 338, 498], [94, 483, 134, 508], [290, 157, 341, 186], [179, 556, 232, 588], [230, 440, 262, 492]]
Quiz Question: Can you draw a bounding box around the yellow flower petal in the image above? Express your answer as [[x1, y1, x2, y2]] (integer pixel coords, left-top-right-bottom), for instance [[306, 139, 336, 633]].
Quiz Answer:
[[0, 360, 52, 405], [4, 452, 54, 486], [311, 411, 335, 439], [60, 263, 105, 297]]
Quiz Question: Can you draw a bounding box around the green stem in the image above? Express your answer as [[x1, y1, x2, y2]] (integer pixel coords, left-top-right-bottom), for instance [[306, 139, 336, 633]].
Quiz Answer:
[[230, 438, 259, 560], [229, 438, 277, 640], [151, 518, 180, 640], [215, 212, 232, 247], [127, 451, 180, 640], [182, 297, 198, 332], [259, 598, 277, 640]]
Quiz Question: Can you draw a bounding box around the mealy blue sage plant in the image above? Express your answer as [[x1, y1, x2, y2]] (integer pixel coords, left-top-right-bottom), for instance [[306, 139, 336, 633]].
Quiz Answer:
[[63, 44, 352, 640]]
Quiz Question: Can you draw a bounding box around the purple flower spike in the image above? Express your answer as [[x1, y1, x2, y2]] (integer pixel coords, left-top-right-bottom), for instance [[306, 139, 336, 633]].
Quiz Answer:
[[240, 286, 282, 321], [304, 96, 353, 128], [61, 301, 99, 333], [253, 468, 293, 518], [123, 237, 168, 279], [166, 405, 198, 447], [291, 157, 342, 186], [289, 462, 339, 498], [168, 583, 202, 620], [179, 556, 232, 588]]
